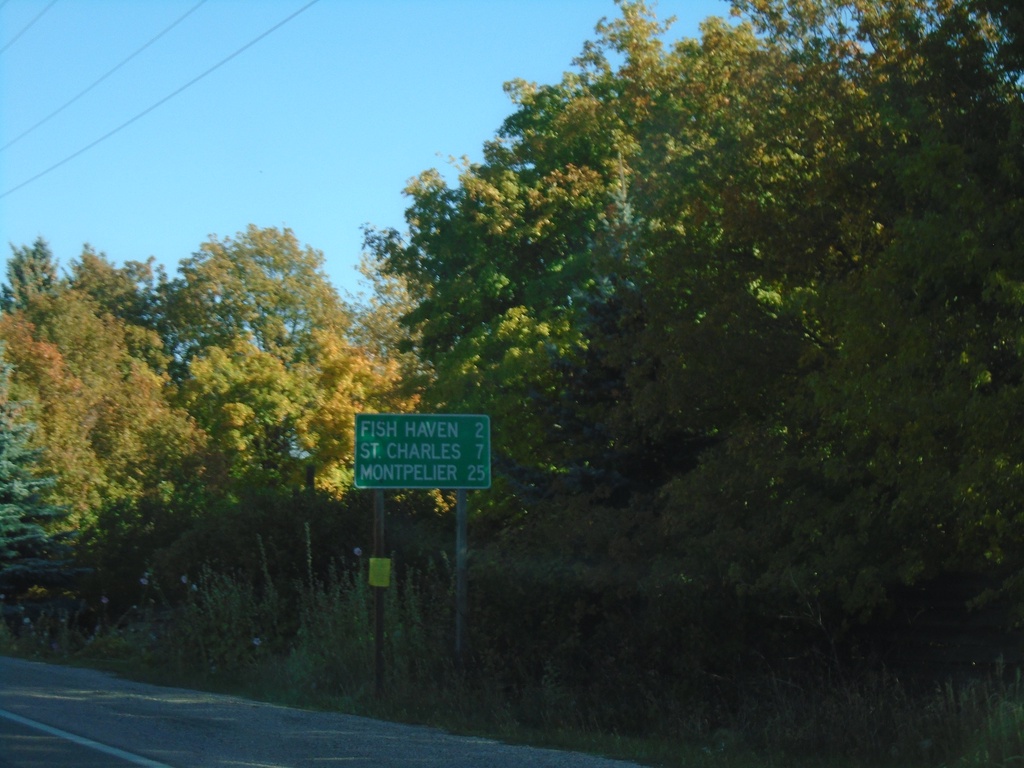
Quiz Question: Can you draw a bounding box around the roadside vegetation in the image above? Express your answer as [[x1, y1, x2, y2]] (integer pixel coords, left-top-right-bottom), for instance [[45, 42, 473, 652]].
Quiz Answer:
[[2, 546, 1024, 768], [3, 1, 1024, 766]]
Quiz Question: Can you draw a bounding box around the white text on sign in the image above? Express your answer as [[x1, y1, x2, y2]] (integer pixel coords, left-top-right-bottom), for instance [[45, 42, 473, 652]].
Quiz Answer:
[[354, 414, 491, 489]]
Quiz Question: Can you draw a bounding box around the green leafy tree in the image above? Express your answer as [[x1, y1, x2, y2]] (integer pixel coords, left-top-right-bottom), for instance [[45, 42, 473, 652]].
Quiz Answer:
[[67, 247, 168, 372], [375, 0, 1024, 692], [349, 246, 433, 411], [164, 226, 386, 495], [2, 237, 59, 313], [657, 0, 1024, 628], [159, 225, 350, 378], [180, 340, 313, 488], [369, 3, 674, 476]]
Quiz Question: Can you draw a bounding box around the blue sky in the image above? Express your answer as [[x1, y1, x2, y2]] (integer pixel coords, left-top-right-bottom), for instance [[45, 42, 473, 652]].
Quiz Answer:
[[1, 0, 731, 298]]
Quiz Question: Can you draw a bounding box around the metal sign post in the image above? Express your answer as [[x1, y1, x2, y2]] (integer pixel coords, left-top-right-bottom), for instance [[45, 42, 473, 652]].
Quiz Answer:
[[372, 489, 385, 697], [455, 488, 468, 668], [354, 414, 490, 676]]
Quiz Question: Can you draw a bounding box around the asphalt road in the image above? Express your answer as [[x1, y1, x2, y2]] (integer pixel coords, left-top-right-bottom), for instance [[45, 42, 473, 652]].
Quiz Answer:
[[0, 709, 161, 767], [0, 656, 644, 768]]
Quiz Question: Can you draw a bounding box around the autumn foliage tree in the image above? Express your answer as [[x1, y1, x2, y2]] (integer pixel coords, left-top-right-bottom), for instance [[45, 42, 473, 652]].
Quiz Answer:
[[0, 250, 206, 525], [1, 0, 1022, 744], [367, 0, 1024, 689], [0, 344, 75, 597], [158, 225, 406, 496]]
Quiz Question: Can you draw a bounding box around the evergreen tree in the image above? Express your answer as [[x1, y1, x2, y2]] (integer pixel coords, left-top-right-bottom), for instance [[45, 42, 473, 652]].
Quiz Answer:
[[0, 344, 74, 596], [2, 237, 59, 313]]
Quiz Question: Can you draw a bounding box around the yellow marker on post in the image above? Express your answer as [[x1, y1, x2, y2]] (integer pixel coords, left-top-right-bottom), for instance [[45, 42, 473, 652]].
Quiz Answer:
[[368, 557, 391, 588]]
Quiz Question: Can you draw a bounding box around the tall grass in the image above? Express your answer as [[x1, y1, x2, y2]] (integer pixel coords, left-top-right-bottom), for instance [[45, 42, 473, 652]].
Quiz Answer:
[[5, 543, 1024, 768], [140, 526, 461, 716]]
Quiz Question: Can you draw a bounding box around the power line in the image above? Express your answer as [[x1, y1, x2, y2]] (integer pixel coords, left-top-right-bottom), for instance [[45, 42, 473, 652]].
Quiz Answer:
[[0, 0, 58, 55], [1, 0, 320, 200], [1, 0, 209, 153]]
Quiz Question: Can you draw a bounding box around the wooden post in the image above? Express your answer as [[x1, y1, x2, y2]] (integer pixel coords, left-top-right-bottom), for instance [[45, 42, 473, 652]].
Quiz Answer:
[[455, 488, 468, 669], [373, 489, 385, 697]]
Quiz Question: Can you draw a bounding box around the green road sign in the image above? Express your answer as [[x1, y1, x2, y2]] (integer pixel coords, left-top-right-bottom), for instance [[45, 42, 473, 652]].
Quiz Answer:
[[354, 414, 491, 489]]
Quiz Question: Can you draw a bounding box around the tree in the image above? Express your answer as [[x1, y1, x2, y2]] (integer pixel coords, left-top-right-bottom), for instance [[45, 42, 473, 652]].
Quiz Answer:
[[372, 0, 1024, 692], [653, 0, 1024, 628], [0, 344, 75, 597], [0, 248, 208, 524], [180, 340, 314, 489], [163, 226, 391, 495], [0, 310, 104, 523], [369, 2, 667, 475], [2, 237, 59, 313], [349, 245, 432, 411], [159, 225, 350, 379], [67, 247, 168, 373]]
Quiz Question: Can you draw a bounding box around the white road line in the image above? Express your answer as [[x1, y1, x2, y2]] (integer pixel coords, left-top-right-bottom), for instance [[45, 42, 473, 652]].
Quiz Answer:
[[0, 707, 174, 767]]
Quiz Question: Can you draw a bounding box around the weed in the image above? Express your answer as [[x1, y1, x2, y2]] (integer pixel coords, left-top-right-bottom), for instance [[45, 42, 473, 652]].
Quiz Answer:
[[6, 551, 1024, 768]]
